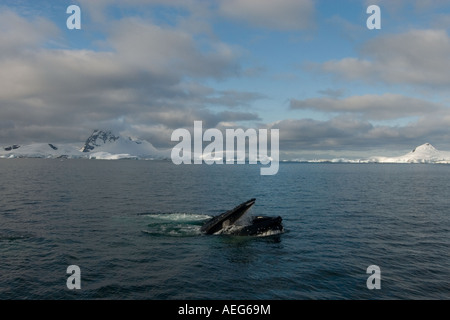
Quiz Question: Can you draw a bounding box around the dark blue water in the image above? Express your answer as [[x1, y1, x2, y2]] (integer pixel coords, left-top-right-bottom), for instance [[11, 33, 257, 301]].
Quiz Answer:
[[0, 159, 449, 299]]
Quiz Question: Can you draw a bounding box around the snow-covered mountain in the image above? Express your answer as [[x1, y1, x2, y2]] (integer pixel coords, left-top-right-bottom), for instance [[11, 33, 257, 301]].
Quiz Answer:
[[79, 130, 170, 159], [80, 130, 120, 153], [295, 143, 450, 164], [370, 143, 450, 164], [0, 130, 170, 160], [0, 142, 83, 159]]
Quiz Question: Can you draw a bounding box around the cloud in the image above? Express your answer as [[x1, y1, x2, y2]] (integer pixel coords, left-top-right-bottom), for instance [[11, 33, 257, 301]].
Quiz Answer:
[[108, 17, 240, 79], [266, 111, 450, 155], [204, 90, 267, 108], [286, 90, 450, 154], [268, 117, 374, 151], [218, 0, 315, 30], [0, 9, 58, 57], [290, 93, 442, 120], [123, 109, 260, 147], [316, 29, 450, 88], [0, 10, 260, 146]]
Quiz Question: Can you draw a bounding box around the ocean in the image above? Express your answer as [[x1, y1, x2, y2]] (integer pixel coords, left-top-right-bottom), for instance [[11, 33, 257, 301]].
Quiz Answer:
[[0, 159, 449, 300]]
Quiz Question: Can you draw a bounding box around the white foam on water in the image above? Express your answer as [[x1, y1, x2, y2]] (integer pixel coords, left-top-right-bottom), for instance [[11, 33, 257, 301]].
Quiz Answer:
[[142, 224, 203, 237], [143, 213, 211, 222], [142, 212, 211, 237]]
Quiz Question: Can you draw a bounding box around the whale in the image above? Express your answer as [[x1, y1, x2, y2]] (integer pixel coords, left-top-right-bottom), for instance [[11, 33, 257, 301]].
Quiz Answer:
[[201, 198, 283, 236]]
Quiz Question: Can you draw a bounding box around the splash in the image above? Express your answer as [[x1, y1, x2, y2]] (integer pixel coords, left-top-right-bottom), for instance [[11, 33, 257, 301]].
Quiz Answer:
[[141, 212, 211, 237]]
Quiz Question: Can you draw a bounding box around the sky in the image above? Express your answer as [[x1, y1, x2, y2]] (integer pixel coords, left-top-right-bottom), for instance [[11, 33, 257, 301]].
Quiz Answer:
[[1, 0, 450, 159]]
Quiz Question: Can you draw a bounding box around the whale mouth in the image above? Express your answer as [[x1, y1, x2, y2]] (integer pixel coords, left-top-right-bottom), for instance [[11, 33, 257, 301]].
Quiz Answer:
[[200, 199, 283, 237]]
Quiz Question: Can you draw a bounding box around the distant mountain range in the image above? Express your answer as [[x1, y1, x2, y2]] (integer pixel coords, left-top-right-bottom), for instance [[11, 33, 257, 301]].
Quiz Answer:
[[370, 143, 450, 164], [0, 130, 171, 160], [1, 132, 450, 164], [294, 143, 450, 164]]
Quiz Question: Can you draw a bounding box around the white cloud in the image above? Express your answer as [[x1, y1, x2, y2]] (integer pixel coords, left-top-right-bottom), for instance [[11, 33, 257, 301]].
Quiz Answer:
[[0, 9, 58, 56], [317, 29, 450, 88], [108, 17, 240, 79]]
